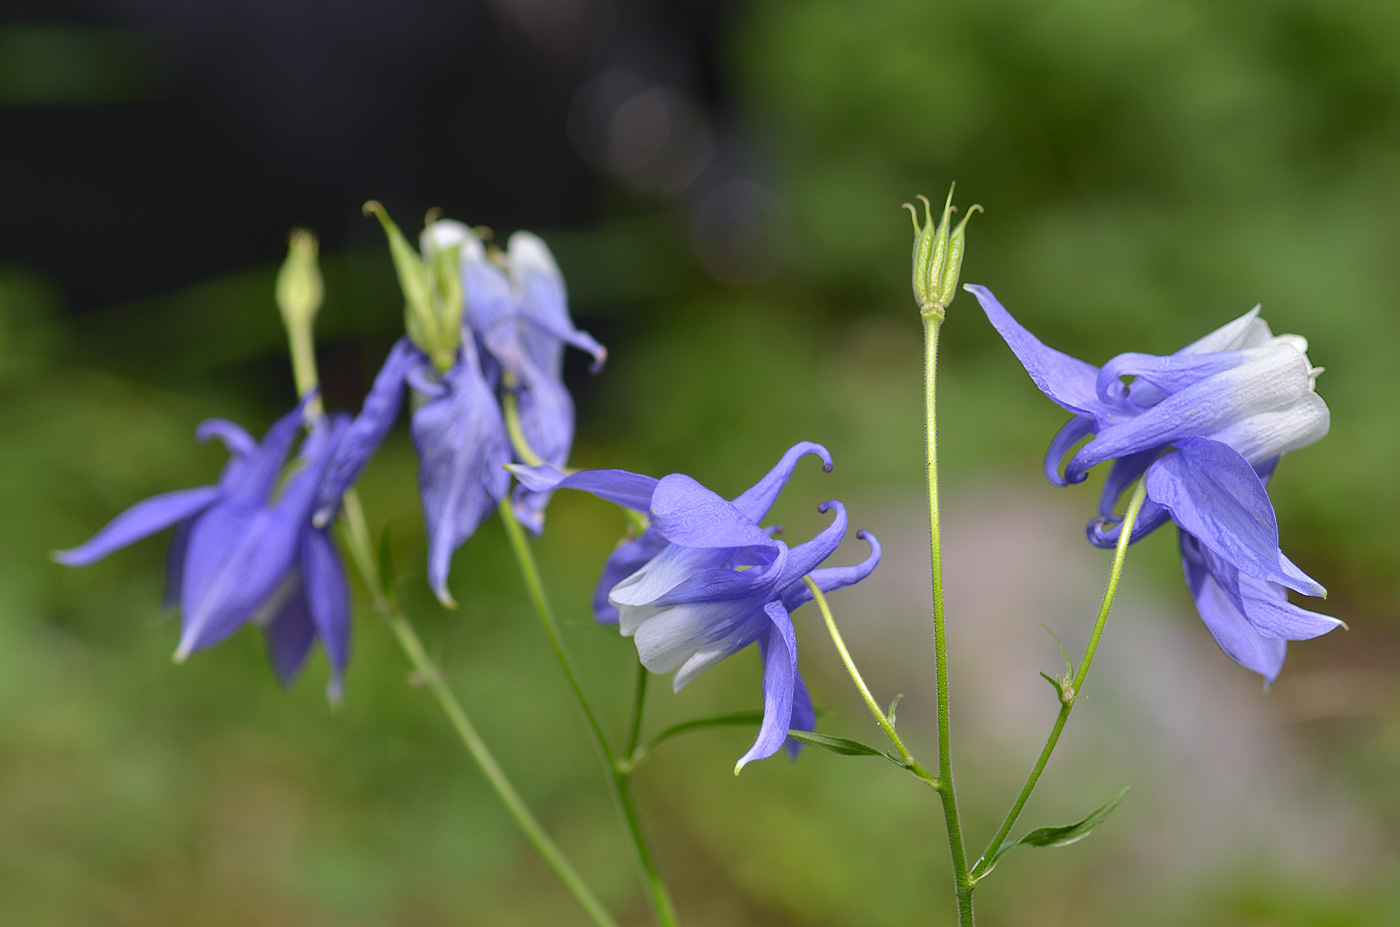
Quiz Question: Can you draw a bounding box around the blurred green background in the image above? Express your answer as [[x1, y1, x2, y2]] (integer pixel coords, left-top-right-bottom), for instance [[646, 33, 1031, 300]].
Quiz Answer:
[[5, 0, 1400, 924]]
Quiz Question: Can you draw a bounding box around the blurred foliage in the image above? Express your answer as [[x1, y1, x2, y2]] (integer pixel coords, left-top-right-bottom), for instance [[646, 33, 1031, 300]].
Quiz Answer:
[[6, 0, 1400, 924]]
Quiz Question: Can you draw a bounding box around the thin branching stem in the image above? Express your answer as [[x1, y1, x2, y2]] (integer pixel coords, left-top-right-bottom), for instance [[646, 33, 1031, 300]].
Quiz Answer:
[[971, 480, 1148, 882]]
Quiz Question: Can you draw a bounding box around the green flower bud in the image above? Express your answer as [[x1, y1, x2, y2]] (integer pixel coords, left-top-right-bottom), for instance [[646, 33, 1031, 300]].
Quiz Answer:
[[905, 184, 981, 319], [276, 228, 324, 330], [276, 228, 325, 411], [363, 201, 464, 371]]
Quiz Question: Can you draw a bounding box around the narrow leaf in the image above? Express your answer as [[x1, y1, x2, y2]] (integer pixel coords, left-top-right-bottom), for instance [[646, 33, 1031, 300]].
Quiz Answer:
[[1039, 622, 1075, 679], [1038, 671, 1068, 701], [787, 731, 912, 769], [887, 693, 904, 726], [991, 786, 1129, 866], [644, 711, 765, 753]]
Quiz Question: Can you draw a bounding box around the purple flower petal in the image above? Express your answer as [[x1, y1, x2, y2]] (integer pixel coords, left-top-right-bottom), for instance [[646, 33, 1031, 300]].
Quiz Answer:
[[264, 581, 316, 685], [1044, 416, 1096, 486], [1145, 438, 1324, 595], [315, 337, 423, 522], [195, 419, 258, 459], [220, 401, 309, 503], [302, 528, 351, 701], [54, 485, 221, 566], [650, 551, 790, 608], [164, 519, 193, 609], [786, 666, 816, 759], [730, 442, 832, 523], [177, 415, 346, 657], [735, 599, 799, 772], [1096, 350, 1248, 404], [509, 231, 607, 372], [964, 284, 1110, 419], [1180, 532, 1287, 681], [650, 474, 780, 561], [411, 340, 512, 606], [1086, 499, 1171, 548], [783, 529, 881, 612], [508, 464, 660, 512], [776, 501, 848, 587], [1066, 342, 1312, 480], [592, 529, 668, 624]]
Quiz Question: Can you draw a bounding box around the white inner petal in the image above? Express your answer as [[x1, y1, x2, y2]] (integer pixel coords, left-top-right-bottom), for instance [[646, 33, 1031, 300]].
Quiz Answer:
[[610, 544, 726, 610], [1180, 307, 1262, 355], [1207, 392, 1330, 465]]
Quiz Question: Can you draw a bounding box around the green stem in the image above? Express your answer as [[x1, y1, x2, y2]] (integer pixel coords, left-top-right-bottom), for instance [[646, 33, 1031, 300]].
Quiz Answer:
[[803, 577, 939, 789], [923, 314, 974, 927], [971, 480, 1148, 882], [625, 662, 650, 759], [285, 325, 326, 419], [337, 490, 617, 927], [497, 501, 680, 927], [282, 316, 615, 926]]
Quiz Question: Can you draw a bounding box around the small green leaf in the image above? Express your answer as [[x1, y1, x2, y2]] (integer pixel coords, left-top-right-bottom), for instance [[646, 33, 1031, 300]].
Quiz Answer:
[[1038, 671, 1068, 702], [786, 731, 913, 770], [643, 711, 765, 753], [990, 786, 1129, 868], [887, 693, 904, 726], [787, 731, 885, 756], [1039, 622, 1075, 679]]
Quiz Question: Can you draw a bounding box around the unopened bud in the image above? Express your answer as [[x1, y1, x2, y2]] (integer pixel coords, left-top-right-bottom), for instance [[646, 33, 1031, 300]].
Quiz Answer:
[[276, 229, 323, 330], [364, 201, 463, 371], [906, 184, 981, 319]]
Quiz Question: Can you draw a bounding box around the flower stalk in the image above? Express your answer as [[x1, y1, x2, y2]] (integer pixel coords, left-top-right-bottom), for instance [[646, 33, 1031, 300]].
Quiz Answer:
[[924, 311, 976, 927], [971, 479, 1148, 883], [497, 498, 681, 927], [804, 577, 939, 789], [909, 186, 980, 925]]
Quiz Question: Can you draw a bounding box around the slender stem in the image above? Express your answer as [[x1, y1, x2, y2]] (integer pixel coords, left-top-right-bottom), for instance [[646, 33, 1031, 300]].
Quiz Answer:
[[333, 490, 618, 927], [502, 390, 546, 468], [923, 314, 974, 926], [625, 662, 650, 759], [384, 605, 618, 927], [281, 317, 615, 925], [803, 577, 939, 788], [972, 480, 1148, 881], [285, 325, 325, 419], [497, 500, 680, 927]]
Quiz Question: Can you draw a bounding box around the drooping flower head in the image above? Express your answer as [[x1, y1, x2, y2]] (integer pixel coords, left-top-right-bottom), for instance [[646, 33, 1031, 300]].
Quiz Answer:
[[966, 284, 1341, 681], [350, 209, 605, 606], [431, 221, 606, 533], [56, 401, 357, 698], [513, 443, 882, 770]]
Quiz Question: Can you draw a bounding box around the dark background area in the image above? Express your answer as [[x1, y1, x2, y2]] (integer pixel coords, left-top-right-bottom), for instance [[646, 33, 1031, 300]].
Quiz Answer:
[[4, 0, 1400, 924]]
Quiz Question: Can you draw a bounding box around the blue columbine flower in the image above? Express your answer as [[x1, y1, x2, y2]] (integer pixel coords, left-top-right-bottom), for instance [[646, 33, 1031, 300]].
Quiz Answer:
[[57, 402, 358, 698], [425, 221, 605, 533], [966, 284, 1341, 681], [315, 328, 512, 609], [407, 333, 513, 607], [513, 443, 882, 770], [340, 215, 604, 605]]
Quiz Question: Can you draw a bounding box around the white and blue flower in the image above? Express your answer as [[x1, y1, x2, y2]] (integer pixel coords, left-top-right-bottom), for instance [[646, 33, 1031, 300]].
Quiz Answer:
[[514, 443, 881, 769], [967, 284, 1340, 681]]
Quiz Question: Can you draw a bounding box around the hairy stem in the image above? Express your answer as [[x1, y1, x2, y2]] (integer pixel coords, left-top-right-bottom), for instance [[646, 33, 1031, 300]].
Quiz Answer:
[[923, 314, 974, 926]]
